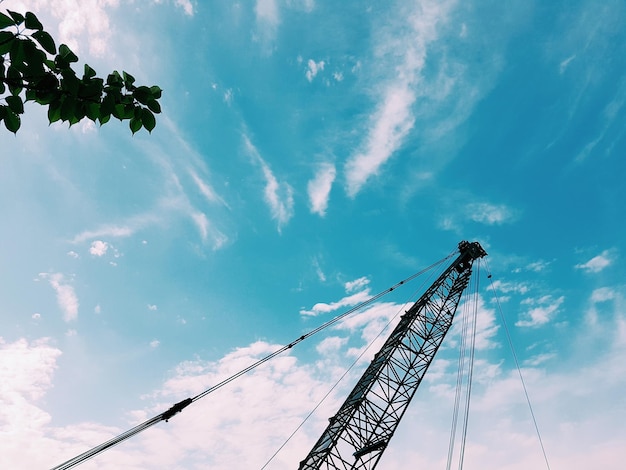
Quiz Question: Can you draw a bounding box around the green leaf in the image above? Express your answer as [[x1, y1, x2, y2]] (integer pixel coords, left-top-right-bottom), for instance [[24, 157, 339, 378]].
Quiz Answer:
[[6, 95, 24, 114], [112, 103, 125, 120], [0, 12, 15, 28], [6, 65, 22, 94], [58, 43, 78, 62], [98, 112, 111, 125], [32, 30, 56, 54], [100, 94, 115, 116], [24, 12, 44, 31], [83, 64, 97, 80], [150, 85, 162, 99], [0, 31, 15, 55], [47, 99, 62, 123], [141, 108, 156, 132], [60, 95, 76, 121], [146, 99, 161, 114], [129, 117, 142, 134], [4, 107, 20, 133], [85, 102, 100, 121], [9, 38, 25, 71], [122, 71, 135, 88], [132, 86, 152, 105], [6, 10, 25, 25]]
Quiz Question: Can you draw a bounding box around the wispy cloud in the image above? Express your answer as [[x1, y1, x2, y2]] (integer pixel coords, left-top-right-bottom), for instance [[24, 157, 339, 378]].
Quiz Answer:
[[243, 135, 294, 232], [300, 290, 372, 317], [38, 273, 79, 322], [465, 202, 517, 225], [72, 224, 137, 244], [300, 277, 372, 316], [344, 1, 451, 197], [345, 276, 370, 293], [516, 295, 564, 327], [307, 162, 336, 216], [175, 0, 194, 16], [188, 169, 229, 208], [254, 0, 280, 50], [575, 249, 616, 273]]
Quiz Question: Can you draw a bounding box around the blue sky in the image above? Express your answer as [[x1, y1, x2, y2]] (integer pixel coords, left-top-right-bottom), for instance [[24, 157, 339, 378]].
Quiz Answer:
[[1, 0, 625, 468]]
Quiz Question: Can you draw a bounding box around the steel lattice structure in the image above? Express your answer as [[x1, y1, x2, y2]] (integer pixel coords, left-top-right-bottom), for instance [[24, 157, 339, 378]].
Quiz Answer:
[[298, 241, 487, 470]]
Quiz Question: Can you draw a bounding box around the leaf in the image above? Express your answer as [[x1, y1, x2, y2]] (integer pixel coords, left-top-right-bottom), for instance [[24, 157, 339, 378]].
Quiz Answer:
[[6, 10, 25, 25], [0, 31, 15, 56], [98, 112, 111, 125], [112, 103, 125, 120], [9, 36, 24, 68], [141, 108, 156, 132], [85, 102, 100, 121], [47, 99, 62, 123], [32, 30, 56, 54], [132, 86, 151, 105], [147, 99, 161, 114], [83, 64, 97, 80], [122, 71, 135, 87], [58, 43, 78, 62], [4, 107, 21, 133], [0, 12, 15, 29], [24, 12, 44, 31], [150, 85, 162, 99], [60, 95, 76, 121], [129, 116, 142, 134], [6, 95, 24, 114]]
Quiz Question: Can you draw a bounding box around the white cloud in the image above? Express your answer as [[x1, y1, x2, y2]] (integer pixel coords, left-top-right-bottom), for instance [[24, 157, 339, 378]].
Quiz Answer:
[[66, 251, 79, 259], [148, 304, 158, 311], [254, 0, 280, 49], [38, 273, 79, 322], [150, 340, 160, 348], [344, 1, 451, 197], [300, 290, 372, 317], [4, 291, 626, 470], [188, 169, 227, 207], [575, 249, 615, 273], [466, 202, 516, 225], [516, 295, 564, 327], [175, 0, 194, 16], [559, 54, 576, 74], [244, 136, 294, 232], [307, 162, 336, 216], [345, 84, 416, 197], [72, 224, 136, 244], [491, 280, 530, 295], [191, 211, 210, 242], [591, 287, 616, 303], [89, 240, 109, 257], [344, 276, 370, 293], [450, 295, 500, 350], [312, 258, 326, 282], [305, 59, 325, 82]]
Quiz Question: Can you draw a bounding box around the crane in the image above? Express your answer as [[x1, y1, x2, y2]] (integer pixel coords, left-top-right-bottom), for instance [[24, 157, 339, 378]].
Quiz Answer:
[[298, 240, 487, 470], [49, 240, 486, 470]]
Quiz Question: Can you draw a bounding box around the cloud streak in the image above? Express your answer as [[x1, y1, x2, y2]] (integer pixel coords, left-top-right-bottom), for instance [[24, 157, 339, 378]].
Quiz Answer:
[[38, 273, 79, 322], [307, 162, 336, 216], [344, 1, 451, 197], [244, 135, 294, 232]]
